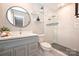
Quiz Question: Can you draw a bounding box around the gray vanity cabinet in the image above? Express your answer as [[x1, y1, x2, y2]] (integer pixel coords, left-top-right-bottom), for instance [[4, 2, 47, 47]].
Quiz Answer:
[[0, 36, 39, 56]]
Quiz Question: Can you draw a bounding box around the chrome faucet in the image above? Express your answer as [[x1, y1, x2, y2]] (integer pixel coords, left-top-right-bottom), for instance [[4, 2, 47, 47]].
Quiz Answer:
[[19, 31, 22, 35]]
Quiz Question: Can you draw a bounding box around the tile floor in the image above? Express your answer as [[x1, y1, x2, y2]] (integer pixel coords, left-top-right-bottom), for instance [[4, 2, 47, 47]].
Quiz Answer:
[[31, 47, 67, 56]]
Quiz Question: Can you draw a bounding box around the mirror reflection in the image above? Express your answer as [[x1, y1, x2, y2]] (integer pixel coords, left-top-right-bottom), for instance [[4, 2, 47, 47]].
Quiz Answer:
[[7, 6, 31, 27]]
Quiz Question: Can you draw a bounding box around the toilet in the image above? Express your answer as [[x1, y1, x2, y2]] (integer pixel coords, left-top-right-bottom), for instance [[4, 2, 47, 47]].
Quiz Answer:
[[39, 34, 52, 52], [40, 42, 52, 51]]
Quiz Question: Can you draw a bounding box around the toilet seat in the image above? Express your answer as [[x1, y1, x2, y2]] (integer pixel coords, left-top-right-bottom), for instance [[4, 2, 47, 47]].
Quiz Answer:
[[40, 42, 52, 51]]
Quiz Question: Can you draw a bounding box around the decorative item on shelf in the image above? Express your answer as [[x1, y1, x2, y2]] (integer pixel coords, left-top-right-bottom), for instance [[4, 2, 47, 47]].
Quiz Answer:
[[52, 15, 56, 18], [41, 6, 44, 10], [36, 16, 40, 21], [48, 19, 51, 20], [0, 26, 10, 37]]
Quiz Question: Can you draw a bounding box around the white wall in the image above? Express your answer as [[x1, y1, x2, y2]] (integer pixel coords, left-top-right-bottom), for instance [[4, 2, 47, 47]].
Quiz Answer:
[[56, 4, 79, 51]]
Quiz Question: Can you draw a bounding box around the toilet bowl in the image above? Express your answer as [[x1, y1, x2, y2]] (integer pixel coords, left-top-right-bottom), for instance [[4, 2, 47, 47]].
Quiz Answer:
[[40, 42, 52, 51]]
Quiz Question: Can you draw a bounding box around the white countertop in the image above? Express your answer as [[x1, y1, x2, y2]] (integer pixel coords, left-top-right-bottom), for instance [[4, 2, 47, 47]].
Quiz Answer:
[[0, 31, 38, 40]]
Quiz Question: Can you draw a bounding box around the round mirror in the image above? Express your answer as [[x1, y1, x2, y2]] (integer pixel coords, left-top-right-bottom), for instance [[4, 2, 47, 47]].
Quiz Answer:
[[6, 6, 31, 28]]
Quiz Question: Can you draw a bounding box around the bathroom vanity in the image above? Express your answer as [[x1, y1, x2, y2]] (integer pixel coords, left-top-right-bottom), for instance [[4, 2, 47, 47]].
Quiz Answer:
[[0, 33, 39, 56]]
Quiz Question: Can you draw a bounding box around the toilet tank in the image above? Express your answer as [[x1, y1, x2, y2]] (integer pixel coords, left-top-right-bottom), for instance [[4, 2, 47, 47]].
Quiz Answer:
[[38, 34, 46, 42]]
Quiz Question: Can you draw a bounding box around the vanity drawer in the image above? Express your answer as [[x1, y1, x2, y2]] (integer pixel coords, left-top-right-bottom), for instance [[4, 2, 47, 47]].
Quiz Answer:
[[0, 38, 20, 44], [0, 39, 22, 48]]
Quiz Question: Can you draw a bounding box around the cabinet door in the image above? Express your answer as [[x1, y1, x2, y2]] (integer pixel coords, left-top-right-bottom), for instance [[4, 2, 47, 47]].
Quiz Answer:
[[24, 45, 28, 56], [28, 42, 39, 56], [0, 48, 10, 56], [14, 45, 25, 56], [10, 48, 15, 56]]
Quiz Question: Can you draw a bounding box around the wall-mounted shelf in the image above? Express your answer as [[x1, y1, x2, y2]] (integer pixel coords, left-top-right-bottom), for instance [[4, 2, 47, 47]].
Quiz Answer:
[[46, 22, 59, 26]]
